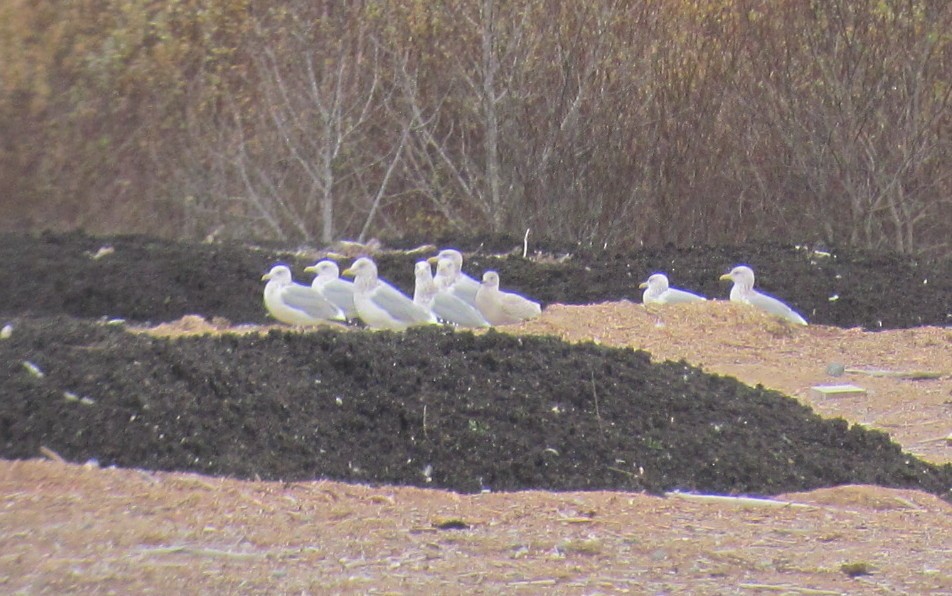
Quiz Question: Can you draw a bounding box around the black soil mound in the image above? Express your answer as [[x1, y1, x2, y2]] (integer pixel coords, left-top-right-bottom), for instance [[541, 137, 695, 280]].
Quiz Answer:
[[1, 232, 949, 329], [1, 232, 949, 500], [2, 318, 949, 499]]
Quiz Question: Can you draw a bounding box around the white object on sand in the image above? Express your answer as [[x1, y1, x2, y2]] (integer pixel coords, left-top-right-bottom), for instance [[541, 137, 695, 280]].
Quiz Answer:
[[475, 270, 542, 326], [639, 273, 706, 305], [719, 265, 807, 325]]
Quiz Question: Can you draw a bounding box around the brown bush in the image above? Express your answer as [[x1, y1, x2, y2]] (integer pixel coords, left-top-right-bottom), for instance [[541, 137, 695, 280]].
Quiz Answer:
[[0, 0, 948, 255]]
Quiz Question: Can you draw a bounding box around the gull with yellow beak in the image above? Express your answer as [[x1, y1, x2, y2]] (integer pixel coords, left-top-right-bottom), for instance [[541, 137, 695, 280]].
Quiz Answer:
[[304, 260, 358, 320], [261, 265, 345, 326], [719, 265, 807, 325], [343, 257, 436, 330]]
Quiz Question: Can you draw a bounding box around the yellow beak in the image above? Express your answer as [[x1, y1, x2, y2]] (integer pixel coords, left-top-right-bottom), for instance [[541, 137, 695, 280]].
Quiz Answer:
[[341, 267, 355, 277], [638, 282, 648, 289], [719, 273, 732, 281], [261, 273, 271, 281], [426, 256, 439, 264], [303, 265, 316, 274]]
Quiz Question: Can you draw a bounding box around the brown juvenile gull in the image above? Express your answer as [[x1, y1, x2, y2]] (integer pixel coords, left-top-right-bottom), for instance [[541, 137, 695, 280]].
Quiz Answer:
[[343, 257, 436, 330], [639, 273, 707, 305], [261, 265, 345, 326], [304, 260, 358, 320], [719, 265, 808, 325], [475, 270, 542, 326], [427, 248, 480, 306]]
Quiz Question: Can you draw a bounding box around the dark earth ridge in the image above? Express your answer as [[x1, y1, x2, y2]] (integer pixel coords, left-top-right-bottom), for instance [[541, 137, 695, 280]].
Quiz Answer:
[[0, 231, 948, 329], [2, 232, 949, 501], [2, 318, 950, 500]]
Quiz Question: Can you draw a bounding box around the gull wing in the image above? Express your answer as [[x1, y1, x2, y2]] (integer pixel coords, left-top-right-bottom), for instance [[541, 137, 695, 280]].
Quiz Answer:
[[371, 283, 435, 326], [432, 292, 489, 328], [450, 274, 481, 306], [661, 288, 707, 304], [749, 291, 808, 325], [320, 280, 357, 318], [282, 285, 344, 321]]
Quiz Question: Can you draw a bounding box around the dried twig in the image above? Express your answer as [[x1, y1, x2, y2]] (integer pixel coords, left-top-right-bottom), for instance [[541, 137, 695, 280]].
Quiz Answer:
[[508, 579, 557, 587], [666, 492, 815, 509], [590, 367, 602, 430], [422, 404, 429, 439], [915, 434, 952, 445], [139, 545, 265, 559], [844, 368, 945, 380], [39, 446, 66, 464], [738, 584, 842, 595]]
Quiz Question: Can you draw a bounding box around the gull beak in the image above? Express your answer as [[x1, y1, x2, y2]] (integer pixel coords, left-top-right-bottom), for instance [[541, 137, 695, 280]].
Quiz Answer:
[[261, 273, 272, 281], [638, 282, 648, 289], [341, 267, 355, 277], [719, 273, 732, 281], [303, 265, 316, 274], [426, 256, 439, 264]]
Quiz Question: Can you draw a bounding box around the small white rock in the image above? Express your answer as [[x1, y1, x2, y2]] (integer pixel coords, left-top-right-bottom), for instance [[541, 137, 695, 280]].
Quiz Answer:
[[90, 246, 115, 260], [23, 361, 44, 378]]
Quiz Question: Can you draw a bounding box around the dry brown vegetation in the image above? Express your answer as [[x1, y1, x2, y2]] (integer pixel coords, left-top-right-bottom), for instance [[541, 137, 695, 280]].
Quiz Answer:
[[1, 0, 950, 256]]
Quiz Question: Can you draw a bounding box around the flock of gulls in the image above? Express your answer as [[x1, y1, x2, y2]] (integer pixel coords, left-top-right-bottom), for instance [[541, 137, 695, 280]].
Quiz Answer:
[[262, 249, 542, 331], [262, 248, 808, 330], [640, 266, 808, 325]]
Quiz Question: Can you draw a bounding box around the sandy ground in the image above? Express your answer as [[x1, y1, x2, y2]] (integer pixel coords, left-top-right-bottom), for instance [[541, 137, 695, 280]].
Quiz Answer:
[[2, 301, 950, 593]]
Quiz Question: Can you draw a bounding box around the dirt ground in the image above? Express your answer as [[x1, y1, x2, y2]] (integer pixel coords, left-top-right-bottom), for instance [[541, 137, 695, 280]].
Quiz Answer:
[[2, 459, 950, 594], [1, 233, 950, 592], [2, 302, 950, 593]]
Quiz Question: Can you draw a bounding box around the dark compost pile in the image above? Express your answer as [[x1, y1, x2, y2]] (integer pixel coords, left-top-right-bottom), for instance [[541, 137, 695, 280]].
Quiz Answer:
[[1, 232, 949, 499]]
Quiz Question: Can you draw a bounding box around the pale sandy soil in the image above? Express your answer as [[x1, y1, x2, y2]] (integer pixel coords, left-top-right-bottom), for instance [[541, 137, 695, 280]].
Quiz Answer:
[[3, 301, 950, 594]]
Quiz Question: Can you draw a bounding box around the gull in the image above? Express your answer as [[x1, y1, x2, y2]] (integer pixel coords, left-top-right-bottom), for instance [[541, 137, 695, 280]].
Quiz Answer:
[[639, 273, 707, 305], [475, 271, 542, 326], [426, 258, 490, 328], [261, 265, 345, 326], [343, 257, 436, 330], [413, 260, 438, 307], [427, 249, 480, 306], [304, 260, 358, 320], [719, 265, 808, 325]]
